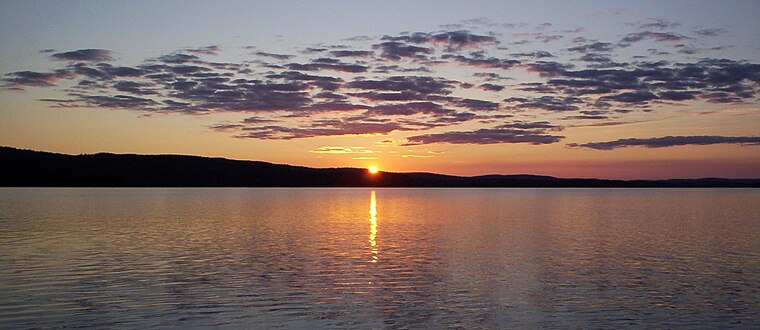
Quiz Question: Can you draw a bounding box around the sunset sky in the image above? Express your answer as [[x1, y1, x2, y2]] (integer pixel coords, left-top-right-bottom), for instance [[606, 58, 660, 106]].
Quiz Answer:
[[1, 0, 759, 179]]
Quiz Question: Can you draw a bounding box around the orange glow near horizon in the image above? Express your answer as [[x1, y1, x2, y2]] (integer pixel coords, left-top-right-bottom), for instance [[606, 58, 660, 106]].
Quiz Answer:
[[368, 166, 379, 174]]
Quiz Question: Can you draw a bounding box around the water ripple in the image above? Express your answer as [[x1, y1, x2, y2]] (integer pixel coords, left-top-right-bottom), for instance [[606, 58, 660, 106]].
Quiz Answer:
[[1, 188, 758, 328]]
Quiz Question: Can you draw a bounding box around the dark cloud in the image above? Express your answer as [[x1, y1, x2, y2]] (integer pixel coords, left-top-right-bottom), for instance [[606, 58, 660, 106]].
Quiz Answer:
[[302, 47, 327, 54], [264, 71, 343, 90], [620, 31, 689, 45], [578, 53, 626, 68], [382, 31, 498, 50], [242, 116, 278, 124], [113, 81, 157, 95], [434, 112, 478, 123], [634, 18, 680, 30], [504, 95, 582, 111], [208, 123, 245, 132], [569, 136, 760, 150], [453, 98, 500, 111], [602, 91, 658, 103], [658, 90, 698, 101], [478, 83, 504, 91], [526, 58, 760, 106], [567, 42, 615, 53], [3, 70, 72, 87], [441, 54, 520, 69], [402, 121, 563, 145], [694, 28, 726, 37], [535, 34, 562, 43], [184, 46, 220, 55], [329, 50, 374, 57], [372, 65, 431, 73], [253, 52, 295, 60], [73, 94, 160, 109], [235, 122, 409, 139], [511, 51, 555, 58], [526, 61, 574, 77], [285, 59, 367, 73], [156, 53, 200, 64], [313, 91, 347, 100], [365, 102, 451, 116], [562, 114, 609, 120], [473, 72, 511, 81], [372, 41, 434, 60], [297, 101, 370, 112], [51, 49, 114, 62], [349, 91, 423, 101], [346, 76, 454, 95], [6, 23, 759, 144]]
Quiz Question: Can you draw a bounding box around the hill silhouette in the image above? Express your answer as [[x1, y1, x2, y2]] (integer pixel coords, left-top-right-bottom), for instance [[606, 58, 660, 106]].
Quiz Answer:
[[1, 146, 758, 187]]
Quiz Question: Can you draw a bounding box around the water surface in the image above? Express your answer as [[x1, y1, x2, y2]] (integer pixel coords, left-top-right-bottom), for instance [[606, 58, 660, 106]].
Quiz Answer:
[[1, 188, 758, 328]]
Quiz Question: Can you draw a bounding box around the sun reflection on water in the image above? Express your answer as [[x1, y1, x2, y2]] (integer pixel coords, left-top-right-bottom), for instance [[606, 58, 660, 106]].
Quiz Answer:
[[369, 190, 378, 263]]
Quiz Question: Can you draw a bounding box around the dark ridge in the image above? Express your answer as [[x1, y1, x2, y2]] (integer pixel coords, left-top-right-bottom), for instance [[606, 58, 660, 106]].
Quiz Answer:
[[1, 146, 758, 187]]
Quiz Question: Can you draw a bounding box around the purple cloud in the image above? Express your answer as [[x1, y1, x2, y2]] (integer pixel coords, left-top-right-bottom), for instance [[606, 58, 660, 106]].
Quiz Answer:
[[403, 121, 563, 145], [51, 49, 114, 62], [569, 136, 760, 150]]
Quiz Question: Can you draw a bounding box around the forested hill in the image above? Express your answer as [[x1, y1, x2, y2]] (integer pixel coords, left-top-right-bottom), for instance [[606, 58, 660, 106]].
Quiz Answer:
[[2, 147, 758, 187]]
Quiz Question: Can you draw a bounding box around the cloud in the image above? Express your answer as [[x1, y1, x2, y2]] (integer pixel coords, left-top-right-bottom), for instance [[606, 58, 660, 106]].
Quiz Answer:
[[569, 136, 760, 150], [511, 51, 555, 58], [535, 34, 563, 43], [184, 45, 220, 55], [372, 42, 433, 60], [382, 30, 499, 50], [402, 121, 563, 145], [602, 91, 658, 103], [453, 98, 500, 111], [242, 116, 278, 124], [694, 28, 726, 37], [235, 122, 409, 139], [113, 81, 157, 95], [4, 22, 759, 144], [366, 101, 451, 116], [70, 94, 160, 109], [253, 51, 295, 60], [504, 95, 582, 111], [567, 42, 615, 53], [265, 71, 343, 90], [401, 154, 434, 158], [329, 50, 374, 57], [633, 18, 680, 30], [526, 61, 574, 77], [285, 58, 368, 73], [156, 53, 200, 64], [473, 72, 511, 81], [310, 146, 376, 154], [620, 31, 689, 45], [208, 123, 245, 131], [346, 76, 454, 95], [51, 49, 114, 62], [3, 70, 72, 88], [478, 83, 505, 91], [658, 90, 698, 101], [440, 54, 520, 69]]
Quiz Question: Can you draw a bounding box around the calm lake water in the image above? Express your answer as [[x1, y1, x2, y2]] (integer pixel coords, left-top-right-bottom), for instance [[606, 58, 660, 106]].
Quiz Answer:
[[1, 188, 758, 328]]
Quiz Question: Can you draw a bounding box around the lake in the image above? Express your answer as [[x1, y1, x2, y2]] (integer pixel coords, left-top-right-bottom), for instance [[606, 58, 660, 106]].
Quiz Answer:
[[1, 188, 758, 328]]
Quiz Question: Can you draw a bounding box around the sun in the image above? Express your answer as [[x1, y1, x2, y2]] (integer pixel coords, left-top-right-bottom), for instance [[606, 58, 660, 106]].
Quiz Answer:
[[368, 166, 379, 174]]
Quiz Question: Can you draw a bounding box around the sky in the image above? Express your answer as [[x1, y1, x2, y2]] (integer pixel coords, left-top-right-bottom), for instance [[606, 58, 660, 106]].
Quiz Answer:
[[1, 0, 759, 179]]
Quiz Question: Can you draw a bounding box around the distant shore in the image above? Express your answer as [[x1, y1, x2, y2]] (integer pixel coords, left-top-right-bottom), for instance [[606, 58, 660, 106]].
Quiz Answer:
[[2, 146, 759, 187]]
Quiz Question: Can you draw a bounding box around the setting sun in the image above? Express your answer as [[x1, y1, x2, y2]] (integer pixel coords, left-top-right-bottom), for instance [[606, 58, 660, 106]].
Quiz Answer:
[[368, 166, 379, 174]]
